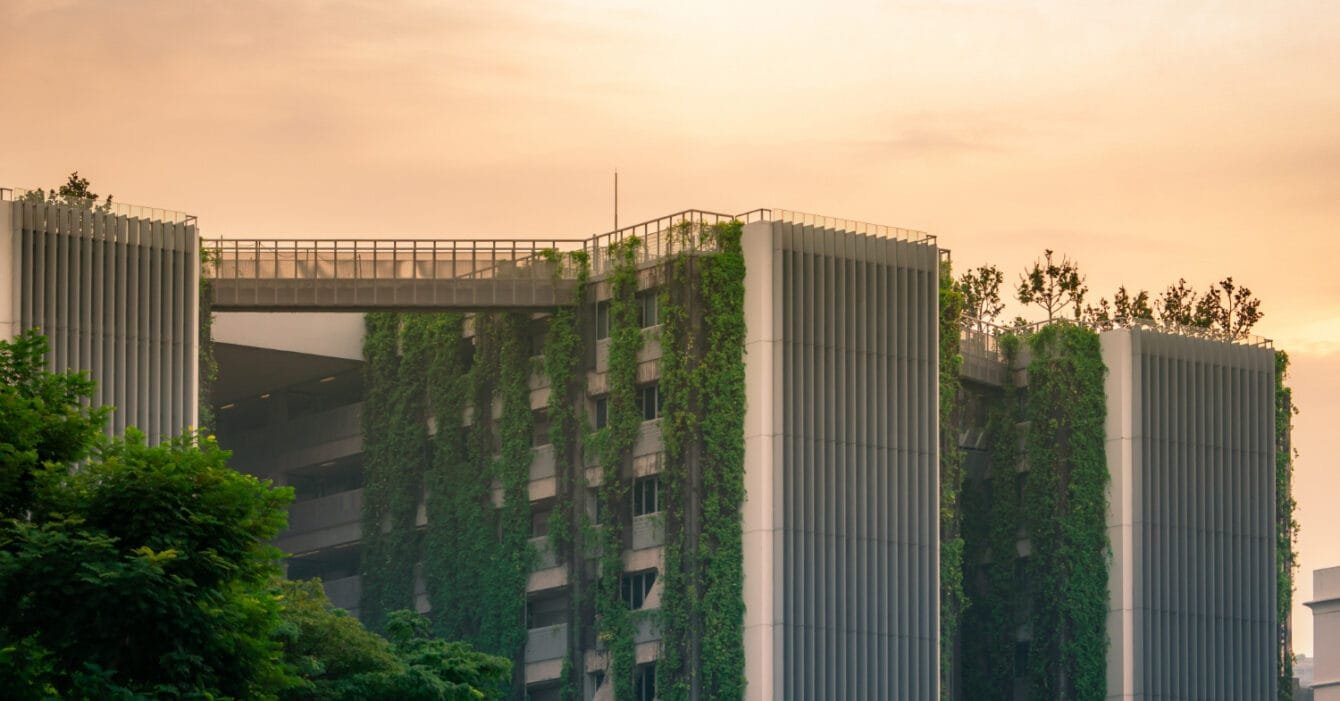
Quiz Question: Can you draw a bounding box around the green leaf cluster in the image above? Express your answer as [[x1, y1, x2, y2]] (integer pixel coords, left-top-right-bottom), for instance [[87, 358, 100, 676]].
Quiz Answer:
[[277, 579, 511, 701], [656, 221, 748, 701], [938, 261, 967, 697], [1275, 351, 1298, 700], [594, 237, 645, 698]]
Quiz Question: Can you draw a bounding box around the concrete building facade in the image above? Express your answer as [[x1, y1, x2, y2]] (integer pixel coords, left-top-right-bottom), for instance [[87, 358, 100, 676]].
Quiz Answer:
[[1308, 567, 1340, 700], [1, 190, 199, 439]]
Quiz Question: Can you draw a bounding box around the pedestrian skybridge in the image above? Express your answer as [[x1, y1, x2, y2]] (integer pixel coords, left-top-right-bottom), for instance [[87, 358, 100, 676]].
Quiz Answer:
[[203, 208, 935, 312]]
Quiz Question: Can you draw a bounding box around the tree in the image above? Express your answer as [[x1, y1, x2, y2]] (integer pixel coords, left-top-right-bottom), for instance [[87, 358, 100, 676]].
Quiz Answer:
[[1083, 286, 1154, 328], [0, 330, 295, 698], [1195, 277, 1264, 340], [0, 330, 509, 700], [1016, 250, 1087, 322], [958, 265, 1005, 322], [1156, 278, 1204, 328], [0, 331, 109, 517], [276, 580, 511, 701], [19, 171, 114, 212]]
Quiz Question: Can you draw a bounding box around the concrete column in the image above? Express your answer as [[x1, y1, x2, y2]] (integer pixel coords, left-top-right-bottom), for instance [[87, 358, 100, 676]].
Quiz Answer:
[[741, 220, 779, 701], [1309, 567, 1340, 700], [0, 201, 15, 341]]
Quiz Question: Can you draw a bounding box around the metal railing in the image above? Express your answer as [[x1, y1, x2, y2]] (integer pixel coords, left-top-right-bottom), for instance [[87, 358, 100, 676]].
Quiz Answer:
[[962, 315, 1272, 349], [204, 207, 941, 286], [771, 208, 933, 244], [1, 186, 196, 225], [585, 208, 770, 275], [204, 238, 587, 282]]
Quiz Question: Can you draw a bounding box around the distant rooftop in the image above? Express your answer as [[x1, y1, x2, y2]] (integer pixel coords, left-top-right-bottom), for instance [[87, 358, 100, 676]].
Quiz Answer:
[[2, 186, 195, 226]]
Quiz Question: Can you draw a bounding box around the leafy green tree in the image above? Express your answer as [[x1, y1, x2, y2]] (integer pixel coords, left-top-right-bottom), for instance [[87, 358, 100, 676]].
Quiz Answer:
[[1084, 286, 1154, 328], [1195, 277, 1264, 339], [0, 331, 109, 517], [1156, 278, 1204, 327], [957, 264, 1005, 322], [1016, 250, 1087, 321], [20, 171, 114, 211], [276, 580, 511, 701], [0, 330, 296, 698]]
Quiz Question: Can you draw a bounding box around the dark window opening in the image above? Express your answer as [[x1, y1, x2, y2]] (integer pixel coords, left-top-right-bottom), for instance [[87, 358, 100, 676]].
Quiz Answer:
[[632, 475, 660, 516], [638, 384, 662, 421], [596, 300, 611, 340], [635, 663, 656, 701], [637, 291, 659, 328], [594, 397, 609, 429], [621, 570, 656, 610]]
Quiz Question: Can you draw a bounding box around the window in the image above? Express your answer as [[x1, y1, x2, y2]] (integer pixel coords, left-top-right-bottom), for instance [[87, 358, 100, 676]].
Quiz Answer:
[[632, 475, 660, 516], [590, 488, 603, 525], [594, 397, 609, 429], [620, 570, 656, 610], [596, 300, 611, 340], [532, 410, 551, 447], [637, 291, 659, 328], [638, 384, 662, 421], [634, 664, 656, 701], [531, 508, 550, 538], [526, 594, 566, 629]]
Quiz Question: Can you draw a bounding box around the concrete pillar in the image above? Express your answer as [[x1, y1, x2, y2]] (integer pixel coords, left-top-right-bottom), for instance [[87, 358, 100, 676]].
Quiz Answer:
[[1308, 567, 1340, 700]]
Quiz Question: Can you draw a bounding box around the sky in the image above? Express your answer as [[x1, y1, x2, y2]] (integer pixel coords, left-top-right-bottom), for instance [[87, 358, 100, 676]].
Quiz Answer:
[[3, 0, 1337, 655]]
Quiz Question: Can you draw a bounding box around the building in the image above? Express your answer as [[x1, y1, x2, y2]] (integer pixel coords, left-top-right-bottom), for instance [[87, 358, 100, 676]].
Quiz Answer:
[[0, 188, 199, 439], [1308, 567, 1340, 700], [956, 320, 1280, 700], [5, 184, 1290, 700], [206, 211, 942, 700]]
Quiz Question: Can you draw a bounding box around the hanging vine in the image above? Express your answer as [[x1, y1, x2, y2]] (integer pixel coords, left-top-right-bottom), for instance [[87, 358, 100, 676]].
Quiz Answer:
[[1021, 324, 1108, 700], [595, 237, 644, 698], [938, 260, 967, 698], [541, 250, 592, 701], [958, 333, 1022, 698], [696, 221, 747, 700], [654, 221, 747, 700], [358, 312, 430, 631], [197, 246, 219, 434], [1276, 350, 1298, 700], [422, 313, 485, 641], [657, 223, 698, 701]]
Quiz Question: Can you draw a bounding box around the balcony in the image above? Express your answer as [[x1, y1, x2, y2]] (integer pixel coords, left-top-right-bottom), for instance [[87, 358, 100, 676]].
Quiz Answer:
[[525, 623, 568, 664], [277, 488, 363, 554]]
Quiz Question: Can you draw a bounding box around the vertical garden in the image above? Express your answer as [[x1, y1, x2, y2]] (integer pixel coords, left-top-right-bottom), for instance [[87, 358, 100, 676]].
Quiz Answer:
[[353, 222, 747, 700]]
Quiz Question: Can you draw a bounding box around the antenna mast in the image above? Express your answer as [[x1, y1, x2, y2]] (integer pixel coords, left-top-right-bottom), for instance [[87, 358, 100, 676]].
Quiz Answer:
[[614, 170, 618, 231]]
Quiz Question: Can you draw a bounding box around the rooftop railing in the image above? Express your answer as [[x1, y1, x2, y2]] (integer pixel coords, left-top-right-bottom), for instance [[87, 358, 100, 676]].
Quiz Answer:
[[771, 208, 934, 244], [1, 186, 196, 225], [963, 315, 1273, 349], [204, 238, 587, 282]]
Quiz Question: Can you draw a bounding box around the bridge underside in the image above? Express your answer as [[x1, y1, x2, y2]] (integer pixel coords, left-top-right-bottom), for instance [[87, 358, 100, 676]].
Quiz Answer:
[[209, 277, 580, 312]]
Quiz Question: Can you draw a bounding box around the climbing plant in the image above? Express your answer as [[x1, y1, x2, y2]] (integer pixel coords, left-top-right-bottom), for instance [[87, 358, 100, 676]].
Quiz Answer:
[[958, 333, 1022, 698], [1276, 350, 1298, 700], [655, 221, 747, 701], [541, 250, 591, 701], [939, 260, 967, 698], [696, 221, 747, 700], [198, 246, 219, 434], [359, 312, 431, 631], [657, 224, 695, 701], [1021, 323, 1108, 700], [594, 237, 644, 698]]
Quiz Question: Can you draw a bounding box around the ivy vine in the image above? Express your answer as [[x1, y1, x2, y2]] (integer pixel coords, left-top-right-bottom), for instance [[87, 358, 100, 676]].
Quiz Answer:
[[1276, 350, 1298, 700], [595, 237, 644, 698], [359, 312, 430, 631], [958, 333, 1022, 697], [938, 260, 967, 698], [542, 251, 591, 701], [655, 221, 747, 701], [1020, 324, 1108, 700]]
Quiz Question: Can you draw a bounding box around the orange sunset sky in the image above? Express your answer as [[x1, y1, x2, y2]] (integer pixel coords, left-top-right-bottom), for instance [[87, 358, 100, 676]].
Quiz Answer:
[[3, 0, 1337, 655]]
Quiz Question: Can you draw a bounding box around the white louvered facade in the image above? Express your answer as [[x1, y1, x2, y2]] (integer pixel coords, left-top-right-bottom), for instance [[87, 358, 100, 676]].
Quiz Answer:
[[1, 199, 199, 440]]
